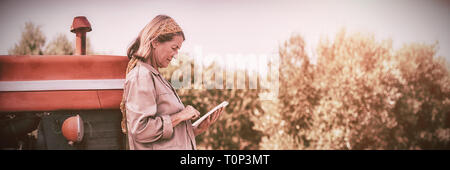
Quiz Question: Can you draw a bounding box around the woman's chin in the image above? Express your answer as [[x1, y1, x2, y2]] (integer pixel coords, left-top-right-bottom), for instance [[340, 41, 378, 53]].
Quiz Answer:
[[161, 63, 169, 68]]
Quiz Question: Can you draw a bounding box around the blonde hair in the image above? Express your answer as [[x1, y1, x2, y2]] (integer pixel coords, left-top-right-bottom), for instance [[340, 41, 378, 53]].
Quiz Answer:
[[120, 15, 185, 134]]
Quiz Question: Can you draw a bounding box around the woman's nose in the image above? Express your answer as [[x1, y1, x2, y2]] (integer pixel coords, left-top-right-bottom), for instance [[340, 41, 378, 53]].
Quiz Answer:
[[173, 51, 178, 58]]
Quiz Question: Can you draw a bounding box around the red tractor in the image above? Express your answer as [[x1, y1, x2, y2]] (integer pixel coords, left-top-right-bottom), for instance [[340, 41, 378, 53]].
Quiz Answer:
[[0, 17, 128, 149]]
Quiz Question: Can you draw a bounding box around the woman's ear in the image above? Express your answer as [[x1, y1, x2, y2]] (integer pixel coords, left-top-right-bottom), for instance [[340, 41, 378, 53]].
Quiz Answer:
[[151, 41, 159, 48]]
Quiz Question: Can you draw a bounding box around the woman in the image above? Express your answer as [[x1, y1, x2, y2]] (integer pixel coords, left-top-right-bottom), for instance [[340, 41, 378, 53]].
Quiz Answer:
[[120, 15, 223, 150]]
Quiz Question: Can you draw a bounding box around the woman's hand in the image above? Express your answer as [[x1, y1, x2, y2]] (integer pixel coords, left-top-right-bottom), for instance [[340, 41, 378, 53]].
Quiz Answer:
[[193, 107, 224, 136], [180, 105, 200, 121], [171, 105, 200, 127]]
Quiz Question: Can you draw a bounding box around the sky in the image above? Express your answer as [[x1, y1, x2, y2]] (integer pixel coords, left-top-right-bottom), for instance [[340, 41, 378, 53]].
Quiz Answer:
[[0, 0, 449, 66]]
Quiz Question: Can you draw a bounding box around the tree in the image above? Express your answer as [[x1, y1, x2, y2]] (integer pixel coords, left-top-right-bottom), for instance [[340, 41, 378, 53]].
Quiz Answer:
[[9, 21, 95, 55], [45, 33, 74, 55], [256, 34, 317, 149], [260, 29, 450, 149], [9, 22, 46, 55], [391, 43, 450, 149], [46, 34, 94, 55]]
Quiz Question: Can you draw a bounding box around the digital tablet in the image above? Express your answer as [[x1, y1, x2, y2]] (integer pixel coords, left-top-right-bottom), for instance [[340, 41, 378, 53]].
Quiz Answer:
[[192, 101, 228, 127]]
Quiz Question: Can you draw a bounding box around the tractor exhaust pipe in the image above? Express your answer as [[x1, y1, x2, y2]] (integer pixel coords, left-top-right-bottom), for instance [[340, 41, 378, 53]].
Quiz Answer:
[[70, 16, 92, 55]]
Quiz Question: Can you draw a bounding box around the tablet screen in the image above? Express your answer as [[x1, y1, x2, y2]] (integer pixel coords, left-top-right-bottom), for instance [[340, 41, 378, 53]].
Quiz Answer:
[[192, 101, 228, 127]]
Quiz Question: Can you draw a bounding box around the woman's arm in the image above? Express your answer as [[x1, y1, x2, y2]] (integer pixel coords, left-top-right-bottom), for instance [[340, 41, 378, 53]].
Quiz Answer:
[[171, 105, 200, 127], [125, 71, 178, 143]]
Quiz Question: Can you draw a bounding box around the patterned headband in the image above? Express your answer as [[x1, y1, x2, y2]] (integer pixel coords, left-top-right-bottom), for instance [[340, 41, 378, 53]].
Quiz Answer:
[[134, 17, 183, 60], [153, 18, 183, 39]]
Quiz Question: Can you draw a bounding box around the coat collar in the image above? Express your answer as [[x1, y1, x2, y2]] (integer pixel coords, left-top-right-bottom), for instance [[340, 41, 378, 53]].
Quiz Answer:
[[138, 60, 160, 75]]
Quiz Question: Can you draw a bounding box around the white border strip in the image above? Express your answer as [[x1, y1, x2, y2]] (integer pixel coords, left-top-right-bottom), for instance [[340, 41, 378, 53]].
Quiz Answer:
[[0, 79, 125, 92]]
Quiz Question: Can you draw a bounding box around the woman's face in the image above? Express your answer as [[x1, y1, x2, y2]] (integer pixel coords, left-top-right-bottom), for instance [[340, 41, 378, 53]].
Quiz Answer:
[[152, 35, 184, 68]]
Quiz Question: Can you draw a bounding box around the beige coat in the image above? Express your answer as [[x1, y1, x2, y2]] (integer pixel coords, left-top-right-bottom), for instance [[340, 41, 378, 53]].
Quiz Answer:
[[123, 61, 196, 150]]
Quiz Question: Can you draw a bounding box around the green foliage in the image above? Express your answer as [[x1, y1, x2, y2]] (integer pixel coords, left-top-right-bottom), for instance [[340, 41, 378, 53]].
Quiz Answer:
[[9, 22, 94, 55], [256, 33, 318, 149], [45, 33, 74, 55], [9, 22, 46, 55], [186, 88, 263, 150], [162, 30, 449, 150], [262, 29, 450, 149]]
